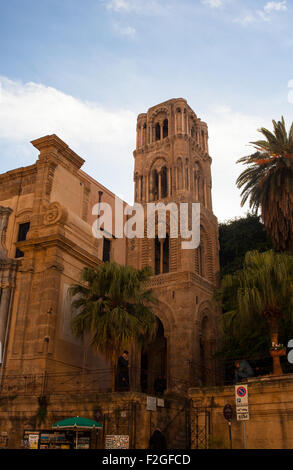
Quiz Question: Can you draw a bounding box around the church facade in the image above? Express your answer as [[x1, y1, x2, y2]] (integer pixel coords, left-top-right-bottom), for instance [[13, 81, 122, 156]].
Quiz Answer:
[[0, 98, 220, 447]]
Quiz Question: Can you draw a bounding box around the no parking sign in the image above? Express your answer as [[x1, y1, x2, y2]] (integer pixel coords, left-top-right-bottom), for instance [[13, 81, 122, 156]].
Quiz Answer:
[[235, 385, 249, 421], [235, 385, 248, 405]]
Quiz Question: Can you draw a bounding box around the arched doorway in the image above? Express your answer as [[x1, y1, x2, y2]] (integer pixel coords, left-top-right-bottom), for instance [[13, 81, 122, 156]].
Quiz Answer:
[[199, 315, 215, 386], [141, 318, 167, 394]]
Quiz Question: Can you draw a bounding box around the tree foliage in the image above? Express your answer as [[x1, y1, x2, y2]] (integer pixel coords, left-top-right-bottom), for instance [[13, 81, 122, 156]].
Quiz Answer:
[[219, 213, 272, 277], [69, 262, 157, 363], [236, 117, 293, 252], [216, 250, 293, 375]]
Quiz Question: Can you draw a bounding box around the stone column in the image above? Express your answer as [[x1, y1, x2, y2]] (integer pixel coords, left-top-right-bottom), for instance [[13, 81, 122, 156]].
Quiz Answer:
[[0, 206, 18, 368], [146, 174, 149, 202], [158, 171, 162, 200], [134, 177, 137, 202], [204, 180, 207, 208], [137, 176, 141, 202], [0, 207, 12, 260], [0, 288, 12, 354]]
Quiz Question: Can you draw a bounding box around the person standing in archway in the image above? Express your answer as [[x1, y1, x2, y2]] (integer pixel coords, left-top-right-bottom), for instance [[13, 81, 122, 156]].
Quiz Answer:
[[149, 428, 167, 449], [116, 350, 130, 391]]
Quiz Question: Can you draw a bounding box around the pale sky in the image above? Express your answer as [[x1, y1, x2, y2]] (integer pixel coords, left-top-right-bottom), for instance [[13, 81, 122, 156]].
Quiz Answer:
[[0, 0, 292, 221]]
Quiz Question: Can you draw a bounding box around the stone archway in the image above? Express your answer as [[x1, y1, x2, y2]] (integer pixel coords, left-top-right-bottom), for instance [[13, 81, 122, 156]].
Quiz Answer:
[[141, 317, 167, 394], [191, 301, 219, 387], [199, 315, 213, 386]]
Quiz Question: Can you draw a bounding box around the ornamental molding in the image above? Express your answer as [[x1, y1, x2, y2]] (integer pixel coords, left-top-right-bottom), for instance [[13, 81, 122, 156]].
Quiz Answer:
[[43, 202, 68, 226]]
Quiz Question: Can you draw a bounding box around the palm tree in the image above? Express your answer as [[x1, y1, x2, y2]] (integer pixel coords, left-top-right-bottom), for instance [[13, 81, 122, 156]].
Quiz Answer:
[[217, 250, 293, 376], [69, 262, 157, 387], [236, 117, 293, 252]]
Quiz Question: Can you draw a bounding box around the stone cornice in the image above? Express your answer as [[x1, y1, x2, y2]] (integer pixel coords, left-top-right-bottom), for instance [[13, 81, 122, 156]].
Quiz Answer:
[[16, 233, 101, 269], [31, 134, 85, 171], [0, 164, 37, 183]]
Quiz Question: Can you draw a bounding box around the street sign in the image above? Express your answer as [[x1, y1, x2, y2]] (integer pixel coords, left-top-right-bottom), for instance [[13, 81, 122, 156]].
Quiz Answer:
[[223, 404, 234, 421], [235, 385, 248, 406], [236, 411, 249, 421], [146, 396, 157, 411], [223, 404, 233, 449], [235, 384, 249, 423], [236, 406, 249, 414]]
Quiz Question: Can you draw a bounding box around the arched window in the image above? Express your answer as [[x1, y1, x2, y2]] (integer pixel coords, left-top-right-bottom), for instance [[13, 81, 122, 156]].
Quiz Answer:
[[163, 119, 168, 138], [161, 166, 168, 198], [152, 169, 159, 200], [135, 173, 139, 201], [163, 233, 169, 273], [201, 130, 205, 149], [185, 159, 189, 190], [155, 235, 170, 275], [155, 236, 161, 275], [198, 243, 204, 277], [194, 165, 200, 200], [176, 108, 182, 133], [195, 227, 214, 283], [155, 123, 161, 141], [142, 123, 147, 146], [177, 159, 183, 190], [140, 176, 144, 201]]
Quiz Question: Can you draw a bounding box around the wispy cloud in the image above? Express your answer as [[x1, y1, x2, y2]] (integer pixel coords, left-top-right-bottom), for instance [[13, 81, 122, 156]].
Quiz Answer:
[[0, 76, 272, 221], [207, 105, 270, 221], [103, 0, 164, 15], [0, 76, 136, 202], [201, 0, 223, 8], [264, 1, 287, 13], [105, 0, 132, 12], [234, 0, 287, 25], [114, 24, 136, 36]]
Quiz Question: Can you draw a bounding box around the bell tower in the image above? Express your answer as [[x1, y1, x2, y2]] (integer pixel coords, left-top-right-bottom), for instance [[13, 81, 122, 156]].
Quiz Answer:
[[127, 98, 220, 392]]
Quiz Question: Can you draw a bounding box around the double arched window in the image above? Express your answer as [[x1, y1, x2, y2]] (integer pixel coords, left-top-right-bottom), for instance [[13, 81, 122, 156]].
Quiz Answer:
[[155, 234, 170, 275], [154, 119, 168, 142]]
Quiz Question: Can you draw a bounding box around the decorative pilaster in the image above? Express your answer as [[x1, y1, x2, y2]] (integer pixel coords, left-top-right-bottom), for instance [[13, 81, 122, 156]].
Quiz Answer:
[[0, 206, 18, 364]]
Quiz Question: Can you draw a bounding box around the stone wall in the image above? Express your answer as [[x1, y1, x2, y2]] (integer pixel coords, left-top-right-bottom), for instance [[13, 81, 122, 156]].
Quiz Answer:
[[0, 391, 189, 449], [189, 374, 293, 449]]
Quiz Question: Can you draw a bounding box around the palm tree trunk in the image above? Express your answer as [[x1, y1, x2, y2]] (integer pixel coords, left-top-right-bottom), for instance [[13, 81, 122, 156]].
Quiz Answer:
[[268, 316, 283, 376], [269, 316, 278, 345], [111, 358, 116, 392]]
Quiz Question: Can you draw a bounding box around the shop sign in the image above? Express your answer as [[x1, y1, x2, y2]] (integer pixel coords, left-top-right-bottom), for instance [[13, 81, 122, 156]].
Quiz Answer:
[[105, 435, 129, 449]]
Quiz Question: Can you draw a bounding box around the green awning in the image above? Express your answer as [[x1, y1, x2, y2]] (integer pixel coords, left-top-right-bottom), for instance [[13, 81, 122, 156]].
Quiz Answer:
[[52, 416, 102, 430]]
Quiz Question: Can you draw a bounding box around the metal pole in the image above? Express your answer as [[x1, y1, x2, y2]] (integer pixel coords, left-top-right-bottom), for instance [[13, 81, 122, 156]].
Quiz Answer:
[[243, 422, 247, 449], [228, 422, 232, 449]]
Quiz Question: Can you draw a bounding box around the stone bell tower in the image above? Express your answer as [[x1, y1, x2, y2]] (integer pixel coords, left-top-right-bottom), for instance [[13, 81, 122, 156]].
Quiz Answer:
[[127, 98, 220, 393]]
